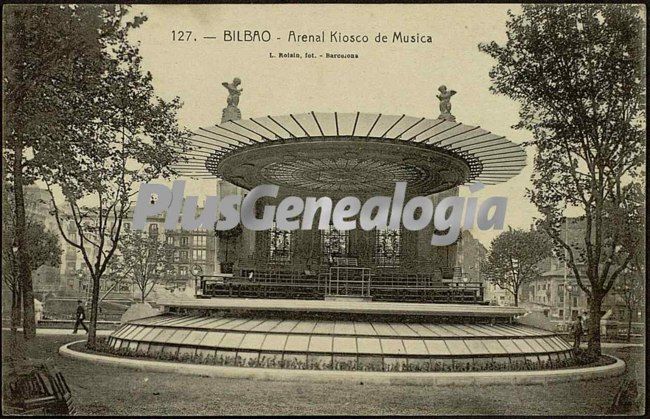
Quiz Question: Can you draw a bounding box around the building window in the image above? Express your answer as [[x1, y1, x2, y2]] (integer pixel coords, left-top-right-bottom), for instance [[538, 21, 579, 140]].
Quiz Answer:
[[180, 236, 189, 247], [179, 266, 188, 277], [166, 236, 174, 245], [375, 228, 401, 266], [192, 249, 206, 260], [193, 235, 206, 247], [180, 251, 188, 262], [321, 224, 348, 263], [149, 223, 159, 236], [269, 222, 291, 262]]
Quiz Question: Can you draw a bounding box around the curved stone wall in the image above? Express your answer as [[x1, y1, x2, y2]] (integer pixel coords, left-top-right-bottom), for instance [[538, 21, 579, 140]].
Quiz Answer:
[[107, 314, 574, 371]]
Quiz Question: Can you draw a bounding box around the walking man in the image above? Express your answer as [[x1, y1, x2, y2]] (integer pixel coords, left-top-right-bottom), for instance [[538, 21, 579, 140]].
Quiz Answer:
[[73, 300, 88, 334], [572, 315, 583, 350]]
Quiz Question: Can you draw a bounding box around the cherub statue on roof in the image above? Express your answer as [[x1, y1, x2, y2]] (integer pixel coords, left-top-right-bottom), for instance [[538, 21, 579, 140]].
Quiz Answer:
[[437, 85, 457, 121], [222, 78, 243, 108]]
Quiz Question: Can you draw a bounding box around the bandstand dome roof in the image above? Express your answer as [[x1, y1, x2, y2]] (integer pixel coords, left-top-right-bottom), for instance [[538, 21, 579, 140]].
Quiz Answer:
[[175, 112, 527, 197]]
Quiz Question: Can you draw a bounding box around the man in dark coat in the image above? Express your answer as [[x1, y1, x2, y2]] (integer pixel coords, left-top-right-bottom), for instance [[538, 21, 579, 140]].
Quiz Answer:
[[73, 300, 88, 334]]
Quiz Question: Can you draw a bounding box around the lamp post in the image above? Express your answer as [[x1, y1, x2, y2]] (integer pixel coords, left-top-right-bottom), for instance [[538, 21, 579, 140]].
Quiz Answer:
[[77, 270, 85, 294], [191, 264, 203, 296], [566, 284, 573, 330]]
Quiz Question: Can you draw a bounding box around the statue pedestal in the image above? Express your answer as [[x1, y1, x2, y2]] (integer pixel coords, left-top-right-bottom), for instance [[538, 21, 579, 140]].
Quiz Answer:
[[222, 105, 241, 123], [438, 113, 456, 122]]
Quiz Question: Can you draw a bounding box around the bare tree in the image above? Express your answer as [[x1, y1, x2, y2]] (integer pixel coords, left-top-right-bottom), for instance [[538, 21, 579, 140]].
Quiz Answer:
[[120, 231, 176, 303], [614, 269, 644, 342]]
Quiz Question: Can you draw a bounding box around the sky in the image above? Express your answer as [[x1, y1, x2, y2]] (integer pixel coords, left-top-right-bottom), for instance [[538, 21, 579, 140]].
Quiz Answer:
[[122, 4, 579, 247]]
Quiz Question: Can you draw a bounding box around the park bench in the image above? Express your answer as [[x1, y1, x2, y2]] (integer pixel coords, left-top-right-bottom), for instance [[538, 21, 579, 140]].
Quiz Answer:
[[3, 364, 76, 415]]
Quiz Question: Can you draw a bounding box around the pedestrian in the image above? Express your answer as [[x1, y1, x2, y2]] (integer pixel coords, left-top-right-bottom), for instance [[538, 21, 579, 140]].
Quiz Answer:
[[73, 300, 88, 334], [572, 315, 583, 350]]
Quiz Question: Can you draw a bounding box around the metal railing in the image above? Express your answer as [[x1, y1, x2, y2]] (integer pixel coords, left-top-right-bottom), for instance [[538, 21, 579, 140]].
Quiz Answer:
[[195, 271, 484, 303], [326, 266, 371, 297]]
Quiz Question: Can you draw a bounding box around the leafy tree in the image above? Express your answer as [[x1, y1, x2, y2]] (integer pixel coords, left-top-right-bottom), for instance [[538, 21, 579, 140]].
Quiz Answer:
[[40, 9, 190, 347], [120, 231, 176, 302], [3, 4, 117, 339], [2, 187, 62, 331], [480, 4, 645, 355], [482, 228, 553, 306]]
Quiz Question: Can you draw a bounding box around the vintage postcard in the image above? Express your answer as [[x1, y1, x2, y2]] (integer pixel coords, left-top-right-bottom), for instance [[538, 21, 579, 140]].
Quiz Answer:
[[2, 3, 645, 416]]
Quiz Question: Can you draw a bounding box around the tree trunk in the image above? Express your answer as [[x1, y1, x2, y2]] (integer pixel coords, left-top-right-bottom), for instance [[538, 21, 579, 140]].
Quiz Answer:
[[13, 144, 36, 339], [86, 275, 101, 348], [11, 287, 21, 332], [587, 293, 604, 357], [627, 307, 633, 342], [513, 287, 519, 307]]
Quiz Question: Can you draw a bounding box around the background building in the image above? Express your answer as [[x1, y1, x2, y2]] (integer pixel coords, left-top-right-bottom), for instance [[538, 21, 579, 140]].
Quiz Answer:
[[456, 230, 486, 282], [20, 186, 219, 299], [122, 209, 218, 293], [520, 217, 644, 335]]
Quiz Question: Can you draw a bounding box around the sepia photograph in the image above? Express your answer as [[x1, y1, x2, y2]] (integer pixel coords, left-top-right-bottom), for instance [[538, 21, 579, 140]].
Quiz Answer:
[[1, 2, 646, 416]]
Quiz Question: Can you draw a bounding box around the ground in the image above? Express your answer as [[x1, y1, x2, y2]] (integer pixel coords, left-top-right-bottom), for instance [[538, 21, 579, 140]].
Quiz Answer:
[[2, 333, 645, 415]]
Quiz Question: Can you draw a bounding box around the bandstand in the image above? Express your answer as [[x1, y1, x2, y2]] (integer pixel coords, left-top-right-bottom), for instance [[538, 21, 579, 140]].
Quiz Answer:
[[107, 83, 575, 372]]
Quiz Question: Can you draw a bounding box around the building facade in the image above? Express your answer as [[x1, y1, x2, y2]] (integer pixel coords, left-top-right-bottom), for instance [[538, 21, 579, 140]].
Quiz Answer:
[[456, 230, 486, 283], [122, 209, 218, 293], [520, 217, 643, 333], [21, 186, 219, 299]]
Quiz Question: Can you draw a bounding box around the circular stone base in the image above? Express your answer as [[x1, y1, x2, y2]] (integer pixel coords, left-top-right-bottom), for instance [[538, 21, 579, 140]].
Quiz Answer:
[[105, 313, 576, 372], [59, 341, 625, 386]]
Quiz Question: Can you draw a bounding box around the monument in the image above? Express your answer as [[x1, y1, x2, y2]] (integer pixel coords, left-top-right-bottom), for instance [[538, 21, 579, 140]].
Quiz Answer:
[[437, 85, 457, 122], [221, 77, 242, 123]]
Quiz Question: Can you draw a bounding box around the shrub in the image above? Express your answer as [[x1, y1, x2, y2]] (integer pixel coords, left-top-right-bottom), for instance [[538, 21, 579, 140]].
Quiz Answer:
[[91, 340, 609, 373]]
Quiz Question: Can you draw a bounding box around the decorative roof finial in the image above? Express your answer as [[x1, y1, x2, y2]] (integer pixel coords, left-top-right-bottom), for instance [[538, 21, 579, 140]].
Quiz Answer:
[[437, 85, 457, 122], [221, 78, 243, 123]]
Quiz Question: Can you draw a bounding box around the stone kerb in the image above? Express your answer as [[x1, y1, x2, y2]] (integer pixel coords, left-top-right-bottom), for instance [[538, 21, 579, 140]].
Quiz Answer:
[[59, 341, 625, 386]]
